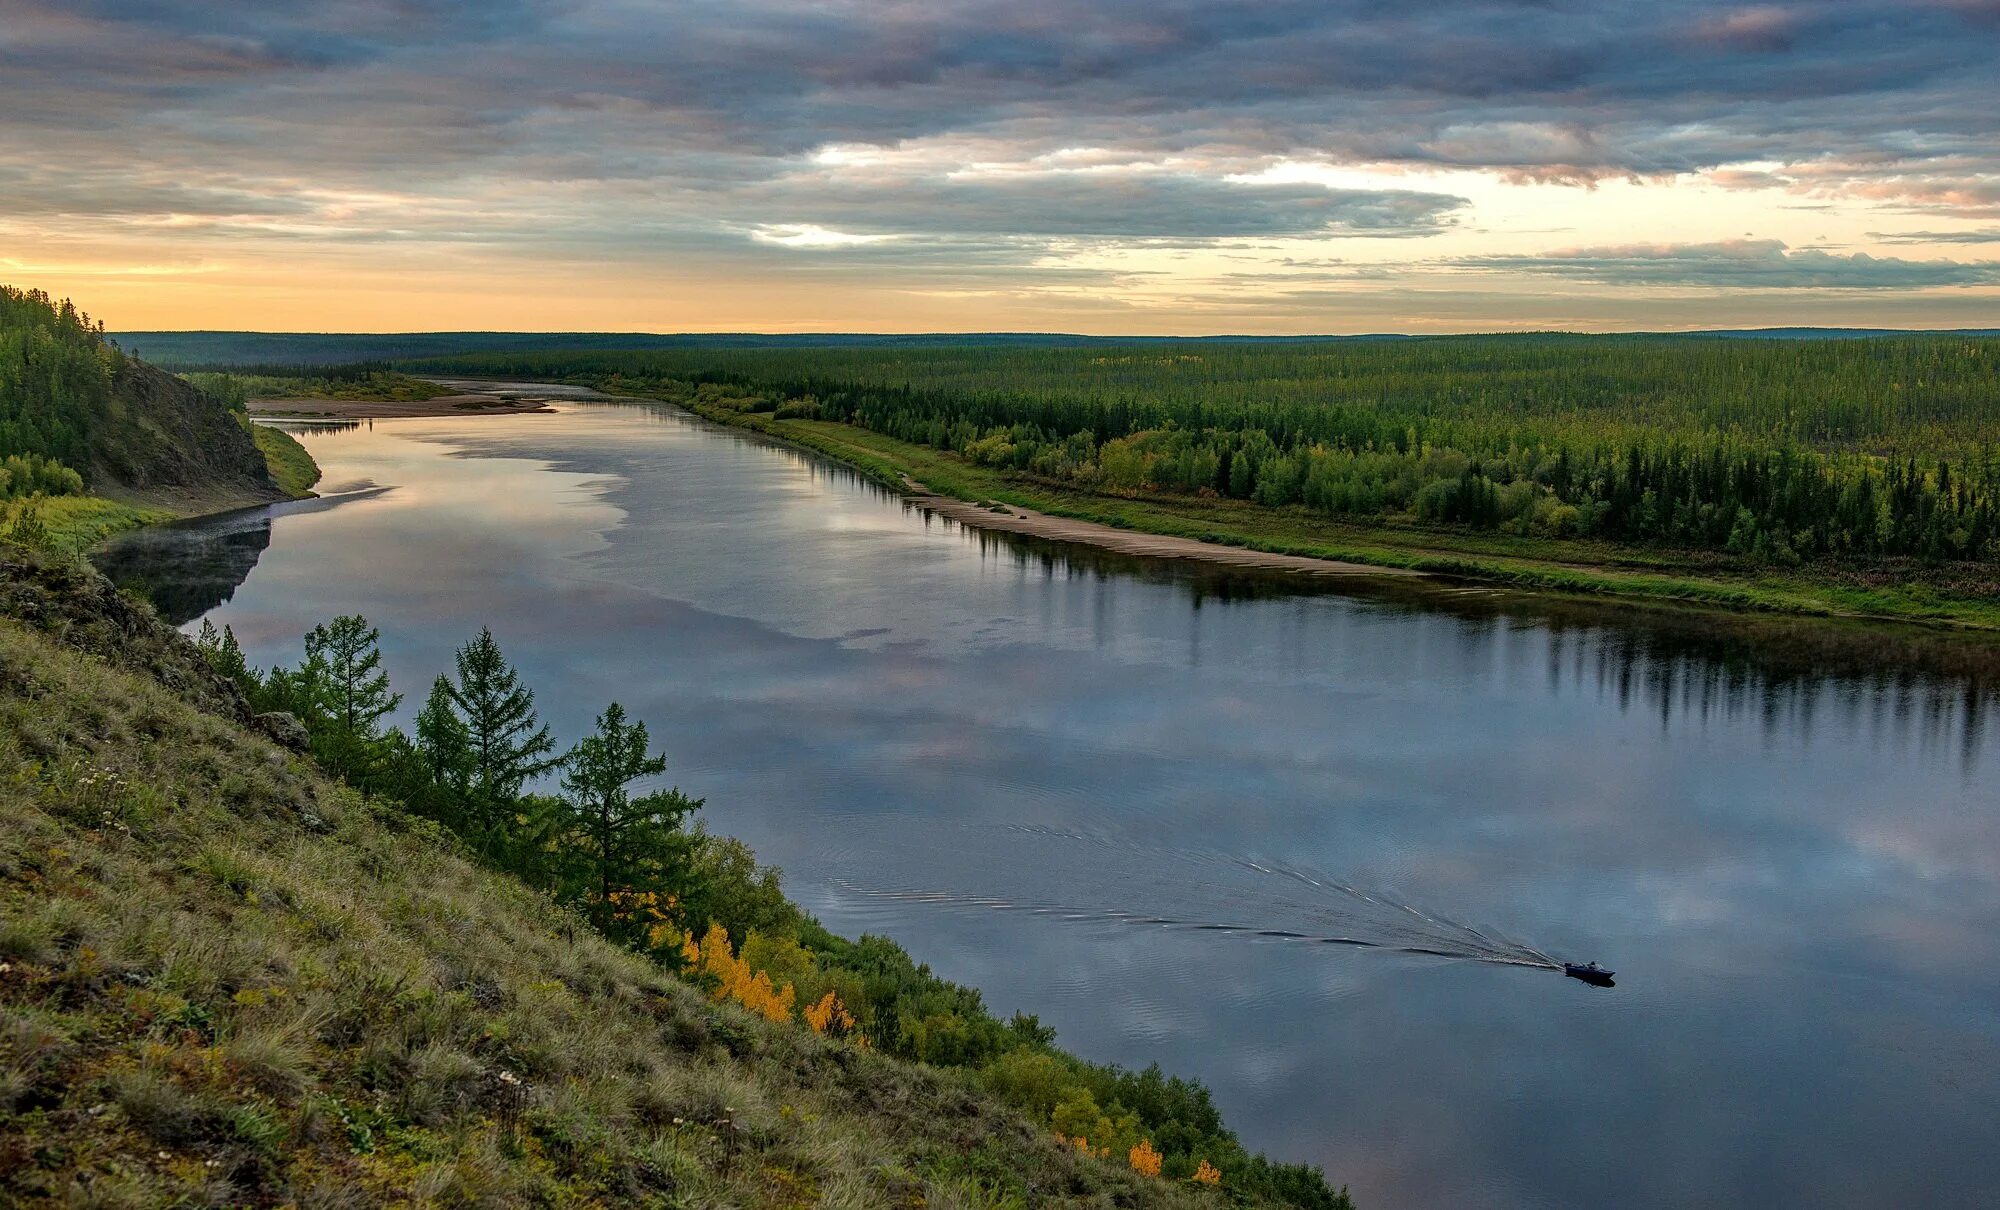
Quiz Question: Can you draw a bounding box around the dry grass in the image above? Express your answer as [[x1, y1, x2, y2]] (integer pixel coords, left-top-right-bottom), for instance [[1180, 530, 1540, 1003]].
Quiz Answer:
[[0, 563, 1236, 1207]]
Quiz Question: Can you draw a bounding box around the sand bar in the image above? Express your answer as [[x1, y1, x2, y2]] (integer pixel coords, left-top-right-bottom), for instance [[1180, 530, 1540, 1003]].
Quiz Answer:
[[901, 478, 1424, 579]]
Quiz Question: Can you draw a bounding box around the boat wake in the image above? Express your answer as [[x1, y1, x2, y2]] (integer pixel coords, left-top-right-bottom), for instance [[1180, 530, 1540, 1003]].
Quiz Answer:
[[828, 821, 1567, 974]]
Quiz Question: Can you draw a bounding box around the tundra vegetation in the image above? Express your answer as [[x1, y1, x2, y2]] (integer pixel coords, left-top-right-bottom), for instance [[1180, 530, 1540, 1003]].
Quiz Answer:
[[408, 338, 2000, 626]]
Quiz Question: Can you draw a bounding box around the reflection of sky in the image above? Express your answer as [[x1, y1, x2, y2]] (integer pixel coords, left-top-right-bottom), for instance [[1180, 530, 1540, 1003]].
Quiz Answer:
[[150, 404, 2000, 1209]]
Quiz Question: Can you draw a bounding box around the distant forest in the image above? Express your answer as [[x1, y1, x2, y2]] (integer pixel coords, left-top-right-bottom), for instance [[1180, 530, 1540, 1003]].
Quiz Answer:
[[115, 330, 1420, 368], [415, 336, 2000, 565], [116, 326, 2000, 371]]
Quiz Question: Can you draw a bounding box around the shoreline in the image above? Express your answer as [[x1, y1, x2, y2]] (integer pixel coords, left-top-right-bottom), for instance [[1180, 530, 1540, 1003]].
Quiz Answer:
[[901, 478, 1424, 580], [48, 422, 322, 557], [644, 393, 2000, 633], [249, 392, 555, 419]]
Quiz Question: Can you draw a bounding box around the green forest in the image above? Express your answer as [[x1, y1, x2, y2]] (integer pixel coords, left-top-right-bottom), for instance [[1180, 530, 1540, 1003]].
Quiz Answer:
[[0, 286, 121, 498], [415, 337, 2000, 567], [189, 615, 1343, 1205], [0, 286, 319, 553], [180, 364, 449, 408]]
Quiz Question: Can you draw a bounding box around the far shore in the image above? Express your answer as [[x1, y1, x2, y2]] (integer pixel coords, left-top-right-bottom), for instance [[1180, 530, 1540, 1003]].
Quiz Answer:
[[901, 478, 1423, 580], [248, 392, 556, 419]]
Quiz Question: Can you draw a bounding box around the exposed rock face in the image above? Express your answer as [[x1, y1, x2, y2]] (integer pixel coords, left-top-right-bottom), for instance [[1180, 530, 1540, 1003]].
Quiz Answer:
[[254, 711, 312, 752], [94, 359, 279, 506]]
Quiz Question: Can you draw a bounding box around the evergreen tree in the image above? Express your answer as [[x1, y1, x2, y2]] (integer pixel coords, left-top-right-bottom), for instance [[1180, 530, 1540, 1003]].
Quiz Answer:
[[446, 628, 558, 822], [294, 615, 398, 779], [305, 615, 400, 739], [414, 674, 473, 801], [193, 619, 254, 691], [558, 702, 702, 933], [260, 645, 332, 730]]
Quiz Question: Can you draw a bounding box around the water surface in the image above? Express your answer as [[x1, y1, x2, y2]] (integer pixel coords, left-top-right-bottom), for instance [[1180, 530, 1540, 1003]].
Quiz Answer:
[[97, 400, 2000, 1209]]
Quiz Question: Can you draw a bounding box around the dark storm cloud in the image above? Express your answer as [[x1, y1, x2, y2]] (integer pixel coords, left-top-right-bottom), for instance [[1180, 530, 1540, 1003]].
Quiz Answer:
[[1459, 240, 2000, 289], [5, 0, 2000, 281]]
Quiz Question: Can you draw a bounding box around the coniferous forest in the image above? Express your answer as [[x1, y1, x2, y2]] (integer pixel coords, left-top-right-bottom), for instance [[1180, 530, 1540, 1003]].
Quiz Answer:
[[416, 336, 2000, 567], [0, 286, 119, 497]]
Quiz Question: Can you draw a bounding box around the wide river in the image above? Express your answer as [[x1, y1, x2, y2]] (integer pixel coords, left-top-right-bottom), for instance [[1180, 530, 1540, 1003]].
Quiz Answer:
[[97, 393, 2000, 1208]]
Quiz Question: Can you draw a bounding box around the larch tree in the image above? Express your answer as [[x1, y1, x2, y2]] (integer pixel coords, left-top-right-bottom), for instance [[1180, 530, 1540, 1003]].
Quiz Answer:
[[445, 628, 557, 822], [559, 701, 702, 933], [299, 614, 399, 779]]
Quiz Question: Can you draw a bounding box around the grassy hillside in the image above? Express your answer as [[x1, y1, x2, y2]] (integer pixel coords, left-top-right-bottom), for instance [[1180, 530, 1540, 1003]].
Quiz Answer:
[[0, 286, 311, 553], [251, 425, 322, 499], [2, 286, 278, 511], [0, 553, 1344, 1207]]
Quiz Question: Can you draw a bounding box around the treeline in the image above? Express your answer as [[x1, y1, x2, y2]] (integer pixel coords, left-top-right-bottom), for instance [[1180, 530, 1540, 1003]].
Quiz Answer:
[[416, 337, 2000, 564], [0, 286, 121, 489], [180, 363, 445, 408], [193, 616, 1345, 1206]]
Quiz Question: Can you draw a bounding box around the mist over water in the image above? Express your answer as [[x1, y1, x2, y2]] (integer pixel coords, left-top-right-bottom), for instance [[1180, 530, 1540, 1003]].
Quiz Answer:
[[97, 401, 2000, 1209]]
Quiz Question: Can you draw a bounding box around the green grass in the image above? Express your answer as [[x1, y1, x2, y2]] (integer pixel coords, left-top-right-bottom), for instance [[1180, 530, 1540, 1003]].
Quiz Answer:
[[251, 423, 322, 499], [0, 551, 1294, 1208], [0, 423, 315, 560], [1, 495, 173, 557], [675, 399, 2000, 631]]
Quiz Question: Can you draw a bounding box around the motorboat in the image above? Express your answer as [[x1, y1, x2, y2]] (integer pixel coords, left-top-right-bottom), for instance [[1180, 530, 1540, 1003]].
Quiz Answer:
[[1563, 961, 1615, 986]]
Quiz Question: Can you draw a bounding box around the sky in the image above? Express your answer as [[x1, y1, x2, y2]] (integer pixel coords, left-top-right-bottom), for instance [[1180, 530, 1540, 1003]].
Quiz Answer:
[[4, 0, 1999, 334]]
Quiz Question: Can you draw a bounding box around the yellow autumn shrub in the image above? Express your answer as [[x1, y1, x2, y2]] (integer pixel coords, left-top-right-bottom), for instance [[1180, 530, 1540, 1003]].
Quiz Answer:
[[1129, 1138, 1162, 1178]]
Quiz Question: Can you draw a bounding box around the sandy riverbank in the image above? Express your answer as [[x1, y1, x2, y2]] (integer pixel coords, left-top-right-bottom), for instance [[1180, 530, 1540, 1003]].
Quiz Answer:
[[901, 478, 1424, 579]]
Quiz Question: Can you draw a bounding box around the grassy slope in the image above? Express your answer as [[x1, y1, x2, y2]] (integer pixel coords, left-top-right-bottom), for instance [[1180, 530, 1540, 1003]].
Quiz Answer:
[[671, 399, 2000, 631], [0, 556, 1255, 1208], [1, 497, 176, 557], [251, 423, 322, 499]]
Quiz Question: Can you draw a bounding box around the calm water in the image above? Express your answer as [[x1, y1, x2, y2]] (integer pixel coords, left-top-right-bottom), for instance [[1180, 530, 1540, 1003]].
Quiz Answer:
[[97, 398, 2000, 1208]]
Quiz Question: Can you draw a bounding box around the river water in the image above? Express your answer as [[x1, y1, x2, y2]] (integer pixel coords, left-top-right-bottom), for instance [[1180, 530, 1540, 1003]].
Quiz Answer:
[[95, 396, 2000, 1208]]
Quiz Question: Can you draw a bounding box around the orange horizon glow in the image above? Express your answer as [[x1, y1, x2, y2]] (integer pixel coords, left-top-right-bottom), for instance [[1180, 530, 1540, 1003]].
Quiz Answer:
[[6, 4, 1999, 335]]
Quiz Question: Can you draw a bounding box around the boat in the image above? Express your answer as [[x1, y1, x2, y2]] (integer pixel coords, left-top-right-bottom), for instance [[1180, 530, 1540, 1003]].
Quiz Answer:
[[1563, 961, 1615, 986]]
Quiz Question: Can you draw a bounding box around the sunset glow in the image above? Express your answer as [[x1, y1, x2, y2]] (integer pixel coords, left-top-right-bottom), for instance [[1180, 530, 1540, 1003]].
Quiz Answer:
[[6, 1, 1998, 332]]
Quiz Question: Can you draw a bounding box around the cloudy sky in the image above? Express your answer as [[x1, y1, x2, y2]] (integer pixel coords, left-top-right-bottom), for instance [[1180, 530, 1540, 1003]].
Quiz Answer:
[[5, 0, 1999, 332]]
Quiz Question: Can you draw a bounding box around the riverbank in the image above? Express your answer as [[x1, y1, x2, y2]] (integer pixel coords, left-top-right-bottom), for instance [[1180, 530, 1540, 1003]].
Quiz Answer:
[[653, 395, 2000, 632], [6, 422, 320, 556], [248, 392, 555, 419], [903, 480, 1421, 580]]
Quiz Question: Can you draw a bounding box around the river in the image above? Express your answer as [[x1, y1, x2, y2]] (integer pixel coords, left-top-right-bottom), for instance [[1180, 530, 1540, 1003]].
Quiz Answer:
[[95, 393, 2000, 1208]]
